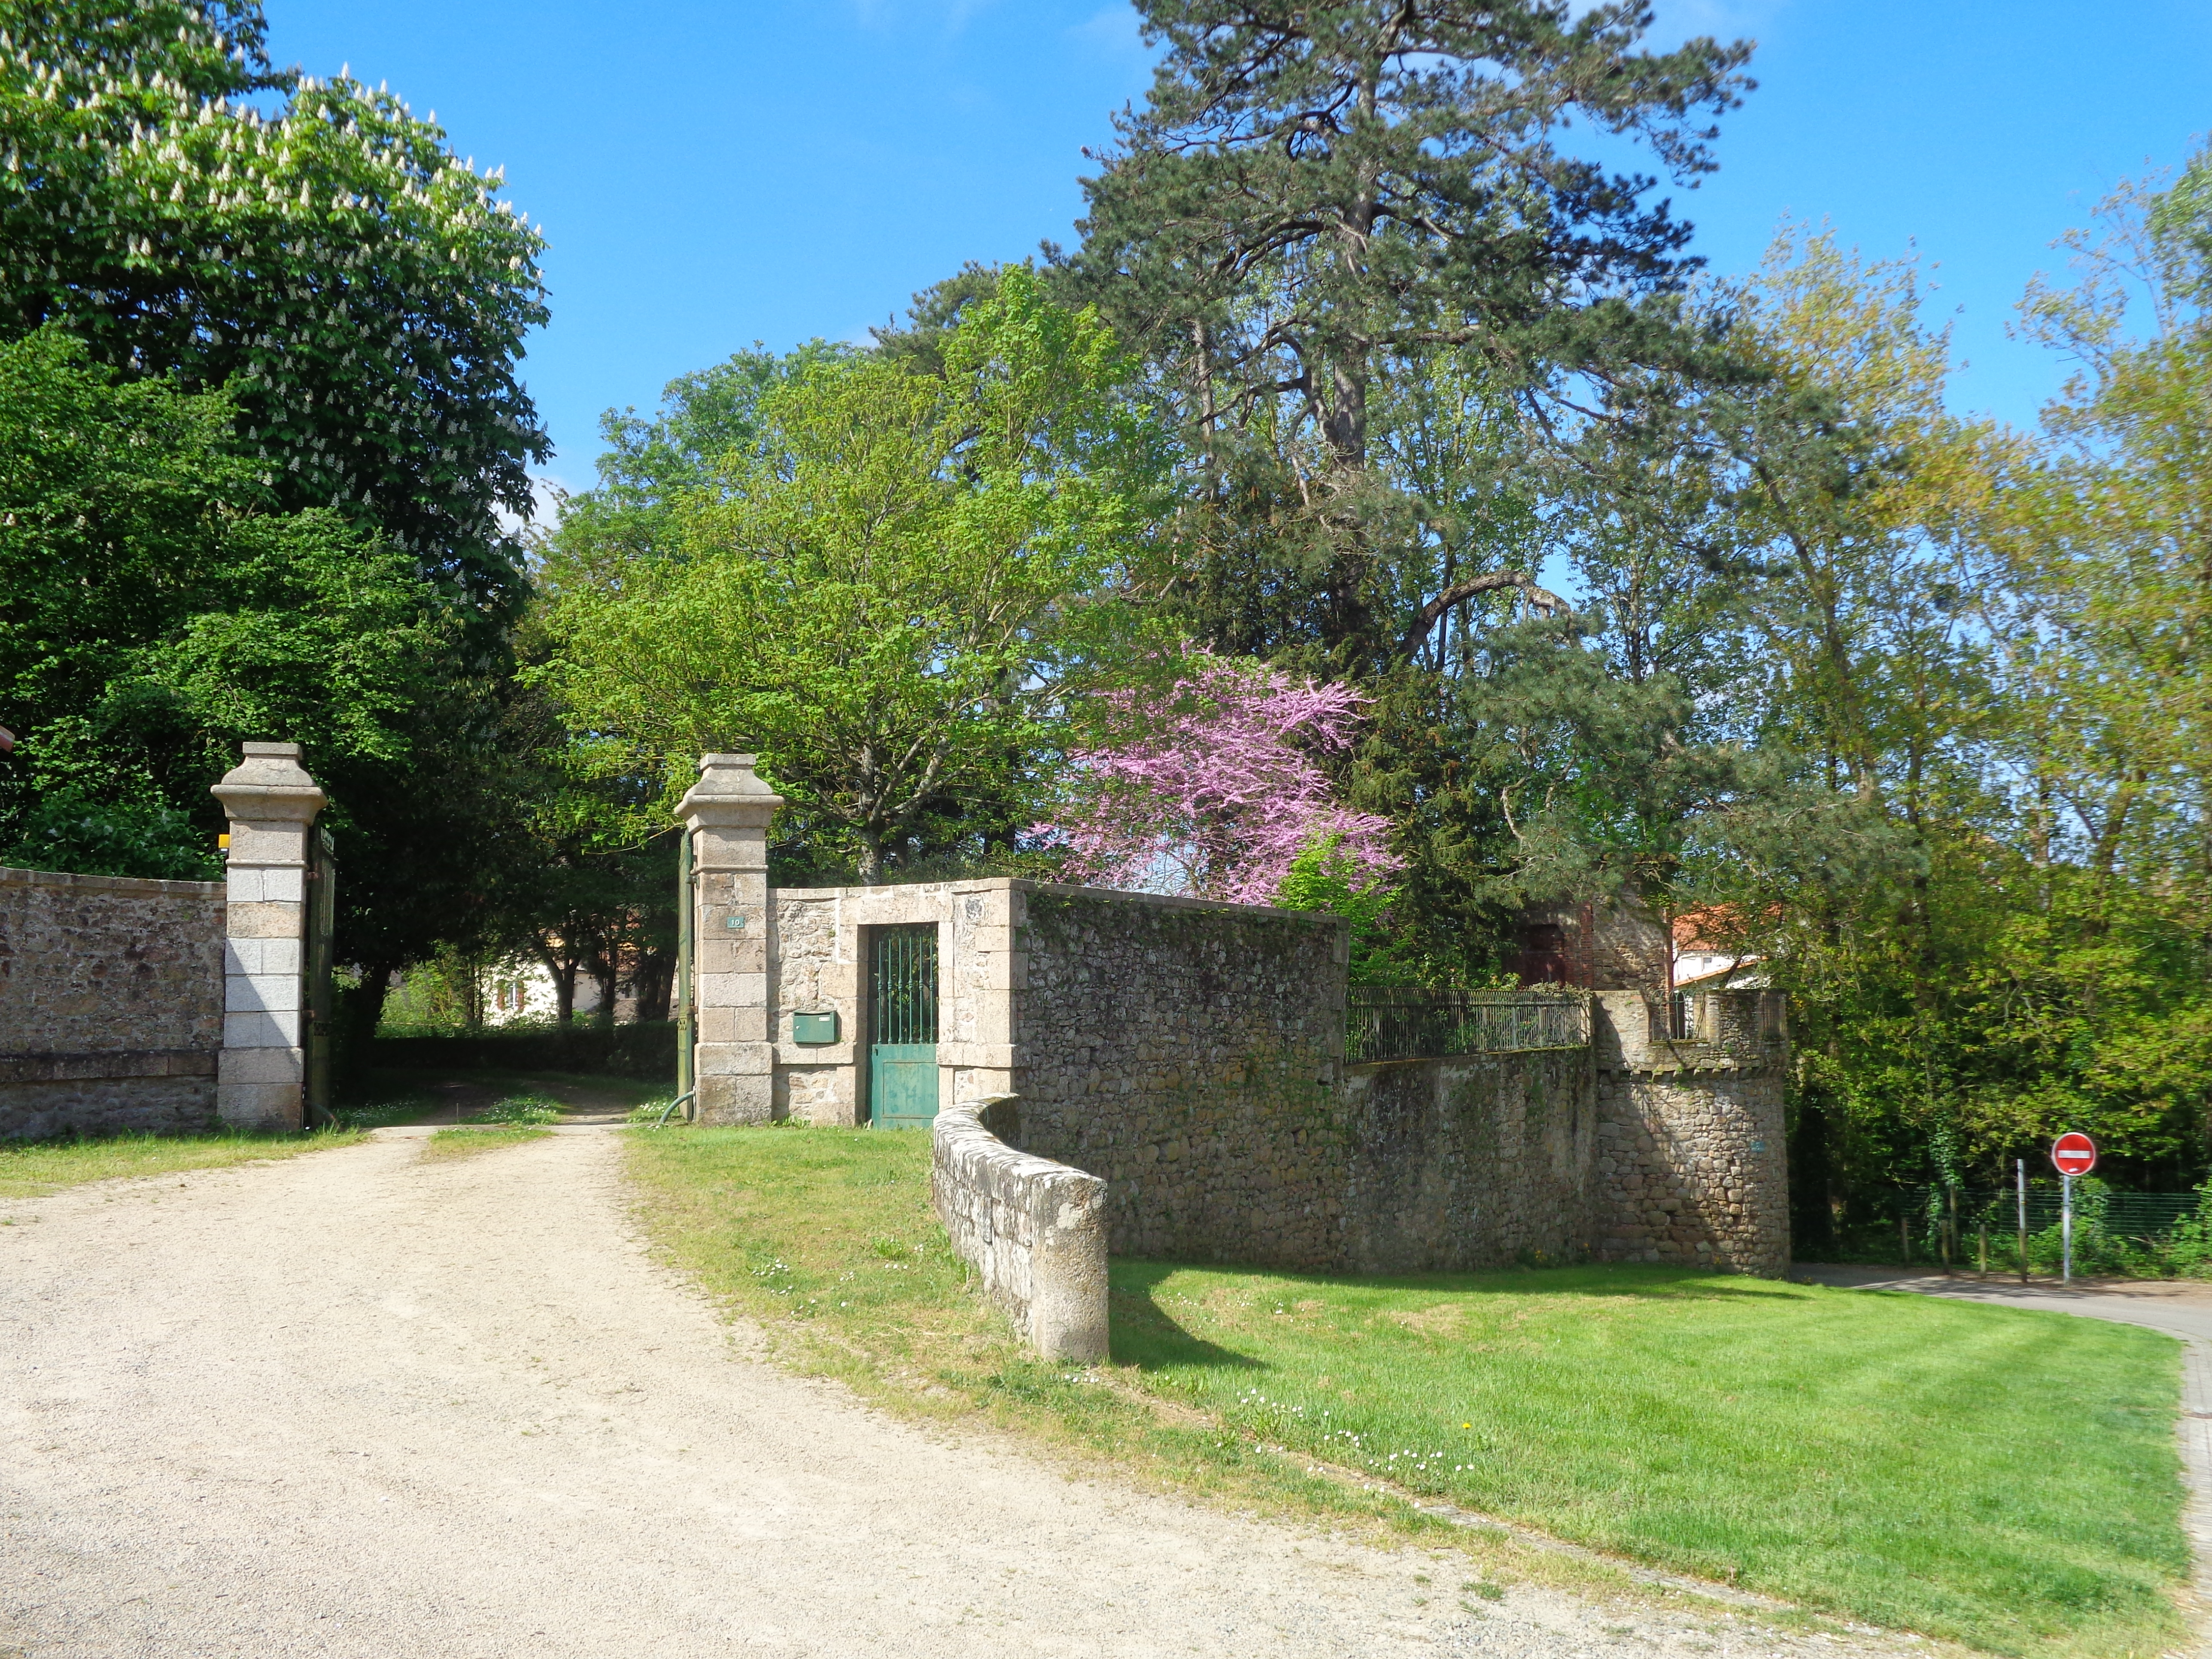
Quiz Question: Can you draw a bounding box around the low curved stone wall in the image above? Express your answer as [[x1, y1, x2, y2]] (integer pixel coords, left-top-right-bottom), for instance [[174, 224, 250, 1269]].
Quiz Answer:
[[931, 1096, 1109, 1362]]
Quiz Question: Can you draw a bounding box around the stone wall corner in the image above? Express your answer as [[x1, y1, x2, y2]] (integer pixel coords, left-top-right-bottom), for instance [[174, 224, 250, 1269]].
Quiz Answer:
[[932, 1094, 1109, 1362]]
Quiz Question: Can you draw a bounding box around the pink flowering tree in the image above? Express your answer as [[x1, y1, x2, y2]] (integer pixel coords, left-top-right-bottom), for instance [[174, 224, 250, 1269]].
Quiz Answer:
[[1035, 653, 1401, 905]]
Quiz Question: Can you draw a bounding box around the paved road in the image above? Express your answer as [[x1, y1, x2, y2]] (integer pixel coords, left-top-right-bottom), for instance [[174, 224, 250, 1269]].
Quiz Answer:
[[1, 1133, 1879, 1659], [1795, 1262, 2212, 1341]]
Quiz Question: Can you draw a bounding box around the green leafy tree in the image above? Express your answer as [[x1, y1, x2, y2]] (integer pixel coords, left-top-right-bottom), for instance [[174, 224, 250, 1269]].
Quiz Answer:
[[477, 690, 678, 1028], [535, 270, 1160, 883], [1048, 1, 1759, 979], [0, 1, 557, 1026], [0, 329, 450, 877], [546, 338, 857, 580], [0, 0, 550, 611]]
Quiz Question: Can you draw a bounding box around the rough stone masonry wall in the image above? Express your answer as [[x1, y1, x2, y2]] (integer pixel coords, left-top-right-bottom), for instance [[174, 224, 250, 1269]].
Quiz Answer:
[[931, 1096, 1109, 1361], [1009, 886, 1351, 1269], [1007, 890, 1636, 1276], [768, 880, 1021, 1125], [0, 866, 226, 1140], [1589, 992, 1789, 1276], [1340, 1047, 1596, 1272]]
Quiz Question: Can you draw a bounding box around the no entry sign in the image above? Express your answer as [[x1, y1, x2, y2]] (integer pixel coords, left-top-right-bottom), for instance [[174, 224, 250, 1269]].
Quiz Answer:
[[2051, 1133, 2098, 1177]]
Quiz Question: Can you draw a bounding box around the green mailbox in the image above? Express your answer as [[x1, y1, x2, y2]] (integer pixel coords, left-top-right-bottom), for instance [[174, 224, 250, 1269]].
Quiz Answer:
[[791, 1010, 839, 1045]]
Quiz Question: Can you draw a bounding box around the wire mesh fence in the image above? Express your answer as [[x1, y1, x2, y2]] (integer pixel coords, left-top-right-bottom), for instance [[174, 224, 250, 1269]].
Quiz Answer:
[[1854, 1181, 2212, 1277], [1878, 1184, 2204, 1235], [1345, 988, 1590, 1063]]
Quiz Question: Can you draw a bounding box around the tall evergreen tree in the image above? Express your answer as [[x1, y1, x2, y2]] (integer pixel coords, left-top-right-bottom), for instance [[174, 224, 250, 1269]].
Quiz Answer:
[[1067, 0, 1752, 670]]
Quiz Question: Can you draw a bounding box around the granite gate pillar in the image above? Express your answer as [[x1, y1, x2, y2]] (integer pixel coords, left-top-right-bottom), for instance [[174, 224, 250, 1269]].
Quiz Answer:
[[676, 754, 784, 1125], [211, 741, 327, 1132]]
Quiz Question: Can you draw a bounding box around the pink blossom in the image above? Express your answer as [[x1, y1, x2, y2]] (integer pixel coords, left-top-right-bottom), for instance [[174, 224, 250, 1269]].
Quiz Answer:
[[1034, 652, 1401, 905]]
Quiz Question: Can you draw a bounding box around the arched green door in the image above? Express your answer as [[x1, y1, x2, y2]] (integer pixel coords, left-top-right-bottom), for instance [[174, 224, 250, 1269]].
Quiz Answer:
[[868, 924, 939, 1128]]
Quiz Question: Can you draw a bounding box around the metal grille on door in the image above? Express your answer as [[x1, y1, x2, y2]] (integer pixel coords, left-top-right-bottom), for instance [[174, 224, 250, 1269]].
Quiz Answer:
[[869, 924, 939, 1127]]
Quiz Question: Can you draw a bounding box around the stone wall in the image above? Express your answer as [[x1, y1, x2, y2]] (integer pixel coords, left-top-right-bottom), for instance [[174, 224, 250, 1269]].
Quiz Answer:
[[931, 1095, 1109, 1361], [1340, 1047, 1595, 1272], [732, 852, 1793, 1316], [766, 880, 1022, 1126], [1010, 886, 1351, 1267], [1589, 991, 1790, 1275], [0, 866, 226, 1139]]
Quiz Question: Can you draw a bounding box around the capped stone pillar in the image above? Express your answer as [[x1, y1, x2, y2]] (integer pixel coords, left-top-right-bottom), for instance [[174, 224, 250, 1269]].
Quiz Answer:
[[211, 741, 326, 1132], [677, 754, 784, 1125]]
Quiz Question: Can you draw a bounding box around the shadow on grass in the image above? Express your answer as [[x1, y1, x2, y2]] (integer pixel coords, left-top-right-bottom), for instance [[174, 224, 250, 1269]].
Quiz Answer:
[[1110, 1256, 1813, 1313], [344, 1067, 662, 1127], [1109, 1264, 1268, 1371]]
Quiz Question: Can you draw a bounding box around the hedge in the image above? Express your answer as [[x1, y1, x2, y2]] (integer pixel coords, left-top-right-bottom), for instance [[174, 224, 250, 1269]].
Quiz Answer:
[[364, 1021, 678, 1081]]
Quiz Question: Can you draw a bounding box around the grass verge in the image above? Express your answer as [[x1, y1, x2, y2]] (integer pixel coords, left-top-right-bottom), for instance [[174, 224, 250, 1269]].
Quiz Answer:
[[0, 1127, 367, 1200], [621, 1124, 2189, 1659], [422, 1126, 555, 1161]]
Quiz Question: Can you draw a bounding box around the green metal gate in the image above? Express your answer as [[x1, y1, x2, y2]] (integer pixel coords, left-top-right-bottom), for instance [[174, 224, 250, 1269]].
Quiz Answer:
[[868, 924, 939, 1128], [303, 824, 336, 1126]]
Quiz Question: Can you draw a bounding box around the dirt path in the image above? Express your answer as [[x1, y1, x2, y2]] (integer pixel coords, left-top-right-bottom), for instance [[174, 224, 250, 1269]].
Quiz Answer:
[[4, 1137, 1895, 1659]]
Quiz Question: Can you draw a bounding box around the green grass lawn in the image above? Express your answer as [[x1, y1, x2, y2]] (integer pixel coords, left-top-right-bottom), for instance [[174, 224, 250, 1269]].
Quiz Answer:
[[0, 1127, 367, 1199], [1117, 1262, 2187, 1656], [623, 1124, 2191, 1658], [421, 1125, 554, 1161]]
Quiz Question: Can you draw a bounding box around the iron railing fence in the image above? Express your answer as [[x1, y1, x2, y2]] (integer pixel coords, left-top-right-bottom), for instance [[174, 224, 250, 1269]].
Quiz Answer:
[[1346, 988, 1591, 1064]]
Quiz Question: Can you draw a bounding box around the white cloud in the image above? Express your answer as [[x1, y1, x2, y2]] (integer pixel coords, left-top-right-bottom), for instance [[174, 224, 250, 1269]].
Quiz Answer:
[[495, 471, 577, 538]]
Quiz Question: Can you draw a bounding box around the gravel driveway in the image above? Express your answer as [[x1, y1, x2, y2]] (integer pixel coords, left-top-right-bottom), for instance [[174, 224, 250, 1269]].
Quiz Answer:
[[4, 1130, 1896, 1658]]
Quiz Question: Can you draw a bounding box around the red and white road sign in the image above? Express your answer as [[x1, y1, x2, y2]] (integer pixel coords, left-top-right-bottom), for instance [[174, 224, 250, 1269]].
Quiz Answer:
[[2051, 1133, 2098, 1176]]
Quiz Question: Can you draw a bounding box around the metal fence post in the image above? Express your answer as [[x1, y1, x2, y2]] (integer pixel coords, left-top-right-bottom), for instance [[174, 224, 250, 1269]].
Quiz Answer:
[[2062, 1172, 2074, 1285], [2017, 1159, 2029, 1283]]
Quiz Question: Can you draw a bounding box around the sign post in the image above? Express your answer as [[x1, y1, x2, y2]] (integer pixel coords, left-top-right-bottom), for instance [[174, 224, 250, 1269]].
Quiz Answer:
[[2050, 1133, 2098, 1285]]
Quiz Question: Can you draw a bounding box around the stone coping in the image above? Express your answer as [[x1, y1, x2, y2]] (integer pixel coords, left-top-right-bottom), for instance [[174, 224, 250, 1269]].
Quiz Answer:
[[769, 874, 1346, 926], [0, 1048, 219, 1083], [1602, 1047, 1783, 1076], [0, 864, 224, 899]]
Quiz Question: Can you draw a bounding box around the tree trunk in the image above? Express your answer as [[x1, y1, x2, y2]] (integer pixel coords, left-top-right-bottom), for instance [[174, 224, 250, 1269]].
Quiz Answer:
[[337, 961, 396, 1088], [534, 936, 580, 1028], [632, 943, 675, 1024], [590, 945, 618, 1029]]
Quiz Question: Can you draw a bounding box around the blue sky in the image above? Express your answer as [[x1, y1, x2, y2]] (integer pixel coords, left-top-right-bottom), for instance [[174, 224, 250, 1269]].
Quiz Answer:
[[261, 1, 2211, 498]]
